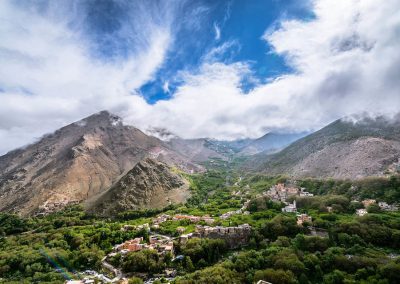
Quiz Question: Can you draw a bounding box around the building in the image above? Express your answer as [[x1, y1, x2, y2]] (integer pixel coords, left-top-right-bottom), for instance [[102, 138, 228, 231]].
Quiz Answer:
[[264, 183, 312, 204], [256, 281, 273, 284], [362, 199, 376, 208], [378, 202, 399, 211], [282, 200, 297, 213], [152, 214, 171, 225], [179, 233, 193, 244], [297, 214, 312, 226], [118, 237, 144, 252], [356, 209, 368, 216], [299, 188, 314, 197], [152, 214, 215, 226], [173, 214, 200, 222], [193, 224, 252, 249], [116, 236, 174, 256]]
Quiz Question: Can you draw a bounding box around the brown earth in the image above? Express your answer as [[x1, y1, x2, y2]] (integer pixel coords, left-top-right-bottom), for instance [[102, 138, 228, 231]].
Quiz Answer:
[[86, 158, 190, 216], [0, 111, 201, 216]]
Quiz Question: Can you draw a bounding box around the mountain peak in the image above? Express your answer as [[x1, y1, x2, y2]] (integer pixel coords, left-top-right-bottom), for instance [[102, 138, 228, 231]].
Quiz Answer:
[[76, 110, 122, 128]]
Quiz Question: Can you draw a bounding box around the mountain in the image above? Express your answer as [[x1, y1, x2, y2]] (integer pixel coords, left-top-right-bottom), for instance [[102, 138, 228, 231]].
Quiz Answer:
[[146, 128, 231, 162], [239, 132, 307, 155], [0, 111, 202, 216], [251, 115, 400, 179], [86, 158, 190, 216], [167, 138, 227, 162]]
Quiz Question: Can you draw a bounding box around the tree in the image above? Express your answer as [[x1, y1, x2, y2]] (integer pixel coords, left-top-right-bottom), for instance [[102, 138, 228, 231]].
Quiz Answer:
[[380, 262, 400, 284], [122, 249, 162, 274], [129, 277, 144, 284], [184, 256, 195, 272], [323, 270, 345, 284], [253, 268, 296, 284], [366, 204, 381, 213]]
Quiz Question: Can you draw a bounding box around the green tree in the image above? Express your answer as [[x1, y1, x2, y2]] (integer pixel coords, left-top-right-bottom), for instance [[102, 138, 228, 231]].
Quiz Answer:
[[184, 256, 195, 272], [253, 268, 297, 284], [129, 276, 144, 284]]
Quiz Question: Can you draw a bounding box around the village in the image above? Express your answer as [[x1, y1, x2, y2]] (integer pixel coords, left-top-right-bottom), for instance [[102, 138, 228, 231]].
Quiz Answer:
[[263, 182, 399, 218], [65, 182, 399, 284], [259, 183, 315, 225], [355, 198, 399, 216], [65, 207, 254, 284]]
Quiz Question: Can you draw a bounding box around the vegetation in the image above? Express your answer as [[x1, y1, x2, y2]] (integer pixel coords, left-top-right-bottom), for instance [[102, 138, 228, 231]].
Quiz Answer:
[[1, 172, 400, 283]]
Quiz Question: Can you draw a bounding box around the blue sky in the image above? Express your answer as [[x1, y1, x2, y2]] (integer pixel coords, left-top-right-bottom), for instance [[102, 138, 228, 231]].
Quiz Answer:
[[0, 0, 400, 154], [137, 1, 302, 103], [65, 0, 312, 103], [137, 1, 312, 103]]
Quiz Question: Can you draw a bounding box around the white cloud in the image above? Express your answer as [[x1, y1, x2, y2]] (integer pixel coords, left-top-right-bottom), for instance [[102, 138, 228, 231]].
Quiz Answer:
[[213, 22, 221, 40], [202, 40, 240, 63], [0, 0, 173, 153], [127, 0, 400, 139], [162, 81, 170, 94], [1, 0, 400, 154]]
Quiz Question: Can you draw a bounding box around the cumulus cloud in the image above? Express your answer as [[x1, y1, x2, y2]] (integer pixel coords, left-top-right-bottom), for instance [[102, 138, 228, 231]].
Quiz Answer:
[[0, 0, 173, 153], [127, 0, 400, 140], [1, 0, 400, 154]]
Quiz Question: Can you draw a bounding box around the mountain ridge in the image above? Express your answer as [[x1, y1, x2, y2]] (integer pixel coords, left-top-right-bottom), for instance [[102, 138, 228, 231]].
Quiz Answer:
[[249, 115, 400, 179], [0, 111, 201, 215]]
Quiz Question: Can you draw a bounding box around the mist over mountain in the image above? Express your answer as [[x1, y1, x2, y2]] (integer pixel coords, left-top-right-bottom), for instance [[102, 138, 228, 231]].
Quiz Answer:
[[239, 132, 308, 155]]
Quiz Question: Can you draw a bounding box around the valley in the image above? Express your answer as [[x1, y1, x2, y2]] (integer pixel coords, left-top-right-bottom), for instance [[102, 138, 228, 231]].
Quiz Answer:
[[2, 1, 400, 283], [0, 112, 400, 284], [1, 164, 400, 283]]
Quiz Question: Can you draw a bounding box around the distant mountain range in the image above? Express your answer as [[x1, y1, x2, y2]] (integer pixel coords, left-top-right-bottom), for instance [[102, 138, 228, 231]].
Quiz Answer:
[[1, 110, 399, 216]]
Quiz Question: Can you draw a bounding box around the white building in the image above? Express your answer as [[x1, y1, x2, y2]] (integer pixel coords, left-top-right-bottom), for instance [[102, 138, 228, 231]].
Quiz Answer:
[[282, 200, 297, 213], [378, 202, 399, 211], [356, 209, 368, 216]]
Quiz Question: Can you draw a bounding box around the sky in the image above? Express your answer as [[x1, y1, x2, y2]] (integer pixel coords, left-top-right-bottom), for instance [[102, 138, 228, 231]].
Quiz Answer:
[[1, 0, 400, 154]]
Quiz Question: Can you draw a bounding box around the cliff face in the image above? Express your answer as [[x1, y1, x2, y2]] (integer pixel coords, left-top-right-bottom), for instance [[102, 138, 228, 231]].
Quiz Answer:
[[0, 111, 200, 216], [86, 158, 190, 216]]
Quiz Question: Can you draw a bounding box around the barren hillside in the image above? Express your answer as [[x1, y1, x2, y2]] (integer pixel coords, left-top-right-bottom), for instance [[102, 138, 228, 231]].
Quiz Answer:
[[0, 111, 201, 215]]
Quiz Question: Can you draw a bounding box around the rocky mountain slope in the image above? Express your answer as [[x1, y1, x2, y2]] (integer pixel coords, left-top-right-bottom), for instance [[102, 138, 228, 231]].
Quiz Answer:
[[251, 115, 400, 179], [86, 158, 190, 216], [167, 138, 227, 162], [0, 111, 201, 216], [239, 132, 307, 155], [146, 127, 232, 161]]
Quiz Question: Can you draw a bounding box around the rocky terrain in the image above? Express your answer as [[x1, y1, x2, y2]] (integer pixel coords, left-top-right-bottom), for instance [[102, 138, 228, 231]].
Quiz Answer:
[[2, 110, 400, 216], [0, 111, 201, 216], [251, 115, 400, 179], [86, 158, 190, 216], [167, 138, 227, 162]]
